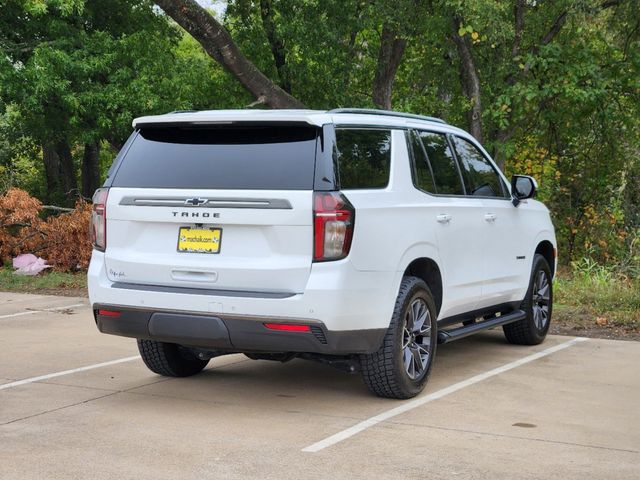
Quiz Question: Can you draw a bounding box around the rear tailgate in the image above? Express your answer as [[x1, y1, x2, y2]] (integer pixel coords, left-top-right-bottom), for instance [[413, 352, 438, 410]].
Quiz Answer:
[[102, 124, 318, 294]]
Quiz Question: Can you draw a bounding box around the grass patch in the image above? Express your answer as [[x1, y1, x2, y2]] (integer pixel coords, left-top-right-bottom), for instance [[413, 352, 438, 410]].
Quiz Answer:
[[555, 271, 640, 330], [0, 266, 87, 296]]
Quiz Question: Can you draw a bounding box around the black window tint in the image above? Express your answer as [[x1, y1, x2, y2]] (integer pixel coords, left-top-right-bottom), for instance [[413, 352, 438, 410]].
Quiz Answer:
[[111, 126, 317, 190], [451, 136, 507, 198], [407, 131, 435, 193], [336, 129, 391, 189], [418, 132, 464, 195]]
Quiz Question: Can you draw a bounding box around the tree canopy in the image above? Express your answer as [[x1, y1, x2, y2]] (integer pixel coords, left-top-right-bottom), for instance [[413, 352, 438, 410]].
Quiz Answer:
[[0, 0, 638, 267]]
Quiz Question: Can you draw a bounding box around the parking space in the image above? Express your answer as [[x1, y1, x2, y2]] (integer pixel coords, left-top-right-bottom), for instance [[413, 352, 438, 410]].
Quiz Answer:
[[1, 292, 638, 479]]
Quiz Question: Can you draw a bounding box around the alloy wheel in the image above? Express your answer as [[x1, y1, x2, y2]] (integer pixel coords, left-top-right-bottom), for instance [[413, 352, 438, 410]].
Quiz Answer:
[[532, 270, 551, 330], [402, 298, 432, 380]]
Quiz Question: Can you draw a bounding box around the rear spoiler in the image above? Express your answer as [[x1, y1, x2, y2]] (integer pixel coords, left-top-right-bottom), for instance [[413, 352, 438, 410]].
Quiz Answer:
[[133, 110, 329, 128]]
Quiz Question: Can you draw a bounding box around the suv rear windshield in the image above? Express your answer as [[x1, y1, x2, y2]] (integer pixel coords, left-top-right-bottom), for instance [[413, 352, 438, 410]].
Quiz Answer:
[[111, 125, 318, 190]]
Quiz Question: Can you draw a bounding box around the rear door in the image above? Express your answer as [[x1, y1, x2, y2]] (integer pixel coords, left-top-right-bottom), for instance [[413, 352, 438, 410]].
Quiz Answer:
[[103, 124, 318, 294], [412, 130, 484, 317]]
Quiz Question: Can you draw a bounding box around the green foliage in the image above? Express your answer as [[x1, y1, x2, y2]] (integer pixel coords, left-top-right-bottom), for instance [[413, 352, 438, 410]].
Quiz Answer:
[[0, 0, 242, 199], [3, 0, 198, 140], [555, 264, 640, 328], [0, 0, 638, 273], [0, 109, 44, 196]]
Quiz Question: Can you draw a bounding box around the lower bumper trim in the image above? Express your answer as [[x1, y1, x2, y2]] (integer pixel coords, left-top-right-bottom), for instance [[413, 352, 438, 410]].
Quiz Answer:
[[93, 304, 386, 355]]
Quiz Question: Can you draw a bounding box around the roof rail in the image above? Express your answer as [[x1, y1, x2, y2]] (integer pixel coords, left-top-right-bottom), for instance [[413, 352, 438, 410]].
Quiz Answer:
[[168, 110, 198, 114], [328, 108, 447, 125]]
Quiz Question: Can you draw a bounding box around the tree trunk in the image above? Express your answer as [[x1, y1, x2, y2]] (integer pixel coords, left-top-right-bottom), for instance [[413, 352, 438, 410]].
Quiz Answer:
[[42, 140, 77, 205], [82, 141, 101, 199], [154, 0, 304, 109], [56, 140, 77, 201], [372, 25, 407, 110], [451, 17, 483, 142], [512, 0, 526, 56], [259, 0, 291, 93], [42, 143, 61, 202]]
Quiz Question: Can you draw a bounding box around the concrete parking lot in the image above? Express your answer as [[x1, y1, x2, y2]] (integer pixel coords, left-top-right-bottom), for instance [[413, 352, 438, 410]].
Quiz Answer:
[[0, 291, 638, 480]]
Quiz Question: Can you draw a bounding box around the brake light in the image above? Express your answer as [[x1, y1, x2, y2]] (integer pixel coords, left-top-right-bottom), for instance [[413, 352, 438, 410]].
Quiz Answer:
[[313, 192, 355, 262], [91, 188, 109, 251]]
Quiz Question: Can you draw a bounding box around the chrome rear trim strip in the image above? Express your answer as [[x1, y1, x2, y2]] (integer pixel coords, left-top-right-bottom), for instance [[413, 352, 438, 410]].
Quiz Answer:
[[119, 197, 292, 209], [112, 282, 298, 299]]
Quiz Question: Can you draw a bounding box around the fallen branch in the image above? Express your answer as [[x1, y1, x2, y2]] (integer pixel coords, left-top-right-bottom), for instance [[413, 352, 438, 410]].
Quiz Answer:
[[41, 205, 75, 213]]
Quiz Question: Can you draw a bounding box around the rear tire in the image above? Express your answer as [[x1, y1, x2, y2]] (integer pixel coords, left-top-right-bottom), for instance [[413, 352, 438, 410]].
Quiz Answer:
[[503, 254, 553, 345], [360, 276, 438, 399], [137, 339, 209, 377]]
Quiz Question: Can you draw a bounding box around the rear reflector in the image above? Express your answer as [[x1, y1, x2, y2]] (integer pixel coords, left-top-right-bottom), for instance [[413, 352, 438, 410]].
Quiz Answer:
[[263, 323, 311, 332], [98, 309, 121, 317]]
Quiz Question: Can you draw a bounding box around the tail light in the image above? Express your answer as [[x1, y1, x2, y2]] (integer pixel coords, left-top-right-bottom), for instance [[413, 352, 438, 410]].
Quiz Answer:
[[313, 192, 355, 262], [91, 188, 109, 251]]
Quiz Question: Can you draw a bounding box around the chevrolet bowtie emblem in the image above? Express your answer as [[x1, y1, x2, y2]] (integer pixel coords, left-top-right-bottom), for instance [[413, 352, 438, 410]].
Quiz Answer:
[[184, 197, 208, 206]]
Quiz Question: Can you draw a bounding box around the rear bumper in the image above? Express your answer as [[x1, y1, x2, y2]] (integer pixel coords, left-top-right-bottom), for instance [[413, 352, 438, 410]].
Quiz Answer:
[[88, 250, 399, 333], [93, 305, 385, 355]]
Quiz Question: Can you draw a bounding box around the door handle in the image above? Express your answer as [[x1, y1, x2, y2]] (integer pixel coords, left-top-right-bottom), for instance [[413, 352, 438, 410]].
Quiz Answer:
[[484, 213, 497, 222], [436, 214, 452, 224]]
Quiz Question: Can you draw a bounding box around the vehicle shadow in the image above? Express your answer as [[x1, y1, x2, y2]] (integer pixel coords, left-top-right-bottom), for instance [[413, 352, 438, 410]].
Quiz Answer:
[[138, 329, 519, 408]]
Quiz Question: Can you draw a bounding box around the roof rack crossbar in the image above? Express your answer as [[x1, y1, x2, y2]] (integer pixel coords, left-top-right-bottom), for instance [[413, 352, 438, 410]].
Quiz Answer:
[[328, 108, 447, 125]]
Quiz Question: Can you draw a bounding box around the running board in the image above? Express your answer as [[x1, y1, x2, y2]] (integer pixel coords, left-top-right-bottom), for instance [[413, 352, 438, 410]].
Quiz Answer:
[[437, 310, 526, 344]]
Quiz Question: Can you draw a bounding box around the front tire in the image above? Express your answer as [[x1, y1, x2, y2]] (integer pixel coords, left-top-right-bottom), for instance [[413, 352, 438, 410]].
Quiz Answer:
[[503, 254, 553, 345], [360, 276, 438, 399], [137, 339, 209, 377]]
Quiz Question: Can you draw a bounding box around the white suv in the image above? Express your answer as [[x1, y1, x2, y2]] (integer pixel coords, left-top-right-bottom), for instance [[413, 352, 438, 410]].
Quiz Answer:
[[88, 108, 556, 399]]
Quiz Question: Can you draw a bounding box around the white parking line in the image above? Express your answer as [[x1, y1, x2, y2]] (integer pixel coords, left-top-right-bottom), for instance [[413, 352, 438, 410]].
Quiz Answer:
[[0, 303, 85, 319], [0, 356, 140, 391], [302, 337, 589, 453]]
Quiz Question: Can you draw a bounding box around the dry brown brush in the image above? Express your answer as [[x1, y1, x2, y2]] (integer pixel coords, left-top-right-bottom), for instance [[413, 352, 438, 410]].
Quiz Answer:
[[0, 188, 91, 271]]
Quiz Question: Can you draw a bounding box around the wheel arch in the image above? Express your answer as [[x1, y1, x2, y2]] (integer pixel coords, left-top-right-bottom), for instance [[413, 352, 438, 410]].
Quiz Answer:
[[534, 240, 556, 278], [402, 257, 443, 316]]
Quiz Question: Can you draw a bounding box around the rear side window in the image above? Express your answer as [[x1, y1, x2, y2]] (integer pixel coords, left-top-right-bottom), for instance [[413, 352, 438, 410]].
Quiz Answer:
[[111, 126, 318, 190], [417, 131, 464, 195], [450, 136, 508, 198], [336, 128, 391, 189], [407, 130, 435, 193]]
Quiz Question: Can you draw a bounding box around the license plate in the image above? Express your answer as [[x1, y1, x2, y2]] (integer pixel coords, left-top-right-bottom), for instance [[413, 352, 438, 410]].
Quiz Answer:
[[177, 227, 222, 254]]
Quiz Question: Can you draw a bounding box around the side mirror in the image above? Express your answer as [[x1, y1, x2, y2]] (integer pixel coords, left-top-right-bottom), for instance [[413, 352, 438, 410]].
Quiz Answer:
[[511, 175, 538, 207]]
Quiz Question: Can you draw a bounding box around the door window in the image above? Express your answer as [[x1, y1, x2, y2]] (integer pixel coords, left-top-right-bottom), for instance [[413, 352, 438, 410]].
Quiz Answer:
[[417, 131, 464, 195], [450, 136, 508, 198]]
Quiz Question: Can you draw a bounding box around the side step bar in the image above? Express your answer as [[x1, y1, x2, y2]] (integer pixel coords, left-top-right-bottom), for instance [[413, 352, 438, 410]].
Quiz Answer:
[[437, 309, 526, 344]]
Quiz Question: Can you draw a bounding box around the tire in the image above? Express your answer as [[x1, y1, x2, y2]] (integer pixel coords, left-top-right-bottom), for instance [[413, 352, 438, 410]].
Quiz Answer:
[[137, 339, 209, 377], [503, 254, 553, 345], [360, 276, 438, 399]]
